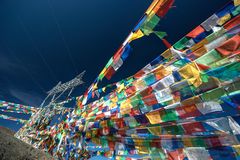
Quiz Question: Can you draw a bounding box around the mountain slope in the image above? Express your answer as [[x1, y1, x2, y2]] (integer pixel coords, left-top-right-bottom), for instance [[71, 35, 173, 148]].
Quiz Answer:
[[0, 126, 52, 160]]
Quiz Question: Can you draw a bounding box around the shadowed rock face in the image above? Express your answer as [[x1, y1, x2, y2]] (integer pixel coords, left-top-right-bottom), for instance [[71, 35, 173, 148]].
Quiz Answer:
[[0, 127, 53, 160]]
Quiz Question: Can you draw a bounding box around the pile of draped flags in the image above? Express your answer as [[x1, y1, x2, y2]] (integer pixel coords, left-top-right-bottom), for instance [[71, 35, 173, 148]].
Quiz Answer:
[[14, 0, 240, 159]]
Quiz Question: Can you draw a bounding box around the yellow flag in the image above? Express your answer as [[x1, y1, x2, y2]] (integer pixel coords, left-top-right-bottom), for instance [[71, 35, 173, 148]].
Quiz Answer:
[[136, 146, 150, 154], [148, 126, 162, 135], [133, 138, 144, 146], [100, 120, 108, 128], [181, 96, 202, 106], [146, 0, 164, 15], [161, 49, 173, 59], [146, 110, 161, 124], [134, 79, 147, 90], [120, 99, 132, 115], [116, 83, 125, 93], [111, 96, 118, 103], [92, 137, 101, 145], [99, 68, 107, 77], [233, 145, 240, 155], [217, 13, 231, 25], [178, 62, 202, 87], [129, 29, 144, 42], [190, 38, 209, 52], [234, 0, 240, 6], [102, 87, 106, 92], [182, 137, 193, 147], [109, 102, 117, 109], [81, 112, 87, 118], [93, 83, 98, 90]]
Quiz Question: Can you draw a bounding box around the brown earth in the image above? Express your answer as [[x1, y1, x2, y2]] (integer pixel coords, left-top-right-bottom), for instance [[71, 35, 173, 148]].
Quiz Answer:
[[0, 126, 53, 160]]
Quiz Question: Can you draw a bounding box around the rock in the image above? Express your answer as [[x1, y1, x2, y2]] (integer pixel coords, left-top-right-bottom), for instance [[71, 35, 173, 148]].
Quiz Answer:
[[0, 127, 53, 160]]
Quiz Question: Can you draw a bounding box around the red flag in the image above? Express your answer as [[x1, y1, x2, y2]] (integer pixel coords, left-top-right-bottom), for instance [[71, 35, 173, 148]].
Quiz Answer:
[[223, 15, 240, 30], [142, 93, 158, 106], [140, 87, 153, 97], [162, 38, 172, 48], [196, 63, 210, 70], [134, 69, 146, 78], [113, 45, 124, 63], [186, 25, 205, 38], [105, 66, 116, 80], [182, 122, 205, 134], [216, 34, 240, 56], [156, 0, 175, 18]]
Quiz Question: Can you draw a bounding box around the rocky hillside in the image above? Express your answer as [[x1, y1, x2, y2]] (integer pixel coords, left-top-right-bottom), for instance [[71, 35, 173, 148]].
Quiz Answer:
[[0, 126, 53, 160]]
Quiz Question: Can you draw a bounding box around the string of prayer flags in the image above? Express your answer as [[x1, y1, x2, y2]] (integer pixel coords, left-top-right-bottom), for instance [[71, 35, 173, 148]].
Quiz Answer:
[[81, 0, 174, 106], [0, 114, 27, 124], [14, 1, 240, 160], [0, 100, 38, 112], [0, 108, 33, 114]]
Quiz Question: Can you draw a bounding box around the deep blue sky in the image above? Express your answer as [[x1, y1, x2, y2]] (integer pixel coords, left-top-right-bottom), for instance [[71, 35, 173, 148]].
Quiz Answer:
[[0, 0, 229, 131]]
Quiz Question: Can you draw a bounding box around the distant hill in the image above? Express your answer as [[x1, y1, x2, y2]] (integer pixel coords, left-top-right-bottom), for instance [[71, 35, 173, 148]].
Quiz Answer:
[[0, 126, 53, 160]]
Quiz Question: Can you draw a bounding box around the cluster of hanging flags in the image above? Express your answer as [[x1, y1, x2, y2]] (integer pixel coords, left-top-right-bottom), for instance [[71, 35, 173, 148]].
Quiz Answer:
[[12, 0, 240, 159]]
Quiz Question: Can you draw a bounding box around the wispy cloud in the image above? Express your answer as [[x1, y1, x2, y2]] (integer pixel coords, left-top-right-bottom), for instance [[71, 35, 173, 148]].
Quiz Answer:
[[8, 89, 43, 107], [0, 53, 23, 74], [0, 53, 44, 106]]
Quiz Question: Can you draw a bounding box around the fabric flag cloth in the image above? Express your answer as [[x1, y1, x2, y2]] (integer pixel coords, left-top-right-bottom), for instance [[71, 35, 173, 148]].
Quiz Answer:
[[13, 1, 240, 160]]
